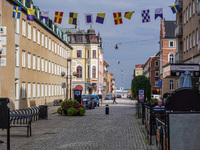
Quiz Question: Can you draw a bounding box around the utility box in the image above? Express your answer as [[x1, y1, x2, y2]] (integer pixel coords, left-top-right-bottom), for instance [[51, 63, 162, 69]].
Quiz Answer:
[[0, 98, 9, 129], [74, 90, 82, 104]]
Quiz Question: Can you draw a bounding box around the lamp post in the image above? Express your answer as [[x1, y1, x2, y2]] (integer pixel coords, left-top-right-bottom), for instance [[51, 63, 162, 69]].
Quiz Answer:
[[70, 71, 77, 99], [0, 44, 3, 97], [66, 57, 71, 99]]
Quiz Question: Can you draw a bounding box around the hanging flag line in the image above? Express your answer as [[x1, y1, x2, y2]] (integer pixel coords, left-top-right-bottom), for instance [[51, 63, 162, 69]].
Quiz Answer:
[[12, 4, 180, 25]]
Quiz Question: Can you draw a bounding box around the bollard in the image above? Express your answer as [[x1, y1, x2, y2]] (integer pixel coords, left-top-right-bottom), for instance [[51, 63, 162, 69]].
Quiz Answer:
[[105, 104, 109, 115]]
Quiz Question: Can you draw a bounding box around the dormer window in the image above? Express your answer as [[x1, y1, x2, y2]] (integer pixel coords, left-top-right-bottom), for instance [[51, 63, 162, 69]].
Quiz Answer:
[[77, 35, 82, 42]]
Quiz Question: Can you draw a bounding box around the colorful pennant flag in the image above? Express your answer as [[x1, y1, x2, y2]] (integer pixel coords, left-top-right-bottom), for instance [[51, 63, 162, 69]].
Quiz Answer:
[[96, 13, 106, 24], [54, 11, 64, 24], [69, 12, 78, 25], [12, 6, 21, 19], [141, 10, 150, 23], [40, 10, 49, 22], [170, 5, 180, 14], [155, 8, 163, 20], [27, 8, 35, 21], [85, 13, 93, 25], [124, 11, 134, 20], [113, 12, 123, 25]]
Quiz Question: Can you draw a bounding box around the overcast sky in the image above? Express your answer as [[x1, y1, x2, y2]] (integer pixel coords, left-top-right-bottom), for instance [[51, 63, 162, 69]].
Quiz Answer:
[[34, 0, 176, 89]]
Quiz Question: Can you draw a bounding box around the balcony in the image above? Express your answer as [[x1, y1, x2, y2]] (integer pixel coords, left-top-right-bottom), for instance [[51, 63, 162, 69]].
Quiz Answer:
[[175, 0, 183, 9], [175, 24, 183, 37]]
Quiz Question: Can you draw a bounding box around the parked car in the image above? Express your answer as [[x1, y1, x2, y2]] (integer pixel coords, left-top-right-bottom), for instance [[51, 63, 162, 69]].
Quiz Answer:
[[91, 94, 100, 107], [127, 94, 132, 99], [117, 95, 121, 98], [105, 94, 113, 100], [82, 95, 95, 109]]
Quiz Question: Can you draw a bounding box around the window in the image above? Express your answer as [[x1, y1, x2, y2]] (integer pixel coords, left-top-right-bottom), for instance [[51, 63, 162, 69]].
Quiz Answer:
[[28, 53, 31, 69], [28, 23, 31, 39], [155, 61, 159, 67], [92, 50, 96, 58], [41, 58, 44, 72], [52, 85, 54, 96], [168, 53, 175, 64], [60, 47, 62, 57], [77, 66, 82, 78], [155, 71, 159, 77], [169, 41, 174, 47], [41, 84, 44, 97], [37, 30, 40, 45], [49, 61, 51, 74], [45, 60, 47, 73], [77, 35, 82, 42], [41, 33, 44, 47], [155, 81, 159, 87], [49, 38, 51, 50], [68, 36, 70, 42], [33, 55, 36, 70], [197, 29, 199, 45], [33, 27, 36, 42], [28, 83, 31, 99], [183, 11, 186, 24], [92, 66, 96, 78], [37, 56, 40, 71], [15, 46, 19, 67], [193, 32, 196, 47], [49, 84, 51, 97], [22, 19, 26, 36], [15, 80, 19, 100], [52, 40, 54, 52], [22, 82, 26, 99], [57, 64, 59, 75], [55, 43, 57, 54], [184, 39, 186, 52], [169, 80, 174, 91], [189, 34, 192, 49], [57, 45, 60, 55], [45, 35, 48, 48], [186, 36, 189, 50], [189, 4, 192, 18], [22, 51, 26, 68], [87, 50, 90, 58], [55, 63, 57, 75], [37, 83, 40, 98], [193, 0, 195, 14], [186, 7, 188, 21], [33, 83, 36, 98], [15, 19, 19, 34], [45, 84, 47, 97], [87, 65, 90, 78], [77, 50, 82, 58], [52, 62, 54, 74], [55, 85, 57, 96]]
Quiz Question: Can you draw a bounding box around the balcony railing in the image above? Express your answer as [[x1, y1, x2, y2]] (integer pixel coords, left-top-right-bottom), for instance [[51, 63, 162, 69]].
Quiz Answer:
[[175, 24, 183, 37]]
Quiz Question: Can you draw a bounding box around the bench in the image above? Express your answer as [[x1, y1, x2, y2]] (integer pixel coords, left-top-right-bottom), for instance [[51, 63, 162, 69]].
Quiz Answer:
[[10, 114, 32, 137]]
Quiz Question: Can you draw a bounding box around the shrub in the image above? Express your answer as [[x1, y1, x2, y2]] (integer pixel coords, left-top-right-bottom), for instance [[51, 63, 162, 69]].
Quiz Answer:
[[67, 107, 78, 116], [57, 107, 63, 115], [79, 107, 85, 116]]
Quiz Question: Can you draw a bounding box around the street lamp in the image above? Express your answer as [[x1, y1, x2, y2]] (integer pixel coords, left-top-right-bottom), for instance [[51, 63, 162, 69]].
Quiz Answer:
[[67, 57, 71, 99]]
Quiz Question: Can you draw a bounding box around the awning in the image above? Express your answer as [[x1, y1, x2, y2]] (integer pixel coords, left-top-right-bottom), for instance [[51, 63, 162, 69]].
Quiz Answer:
[[163, 64, 200, 78], [73, 85, 83, 91]]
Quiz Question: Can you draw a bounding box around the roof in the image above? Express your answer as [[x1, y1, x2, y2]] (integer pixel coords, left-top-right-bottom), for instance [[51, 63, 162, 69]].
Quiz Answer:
[[103, 60, 109, 67], [164, 21, 176, 38], [61, 28, 86, 35], [135, 64, 143, 68]]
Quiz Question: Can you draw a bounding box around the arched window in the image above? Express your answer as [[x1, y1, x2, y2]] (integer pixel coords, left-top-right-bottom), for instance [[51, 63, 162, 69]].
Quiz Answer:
[[169, 80, 174, 91], [168, 53, 175, 64], [92, 50, 96, 58], [92, 66, 96, 78], [77, 66, 82, 78]]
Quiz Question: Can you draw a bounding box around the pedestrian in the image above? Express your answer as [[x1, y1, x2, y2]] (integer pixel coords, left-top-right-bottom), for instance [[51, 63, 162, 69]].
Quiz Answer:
[[113, 95, 117, 104]]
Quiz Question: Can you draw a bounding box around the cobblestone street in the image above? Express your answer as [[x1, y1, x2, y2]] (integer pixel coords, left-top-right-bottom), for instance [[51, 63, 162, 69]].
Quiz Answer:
[[1, 99, 155, 150]]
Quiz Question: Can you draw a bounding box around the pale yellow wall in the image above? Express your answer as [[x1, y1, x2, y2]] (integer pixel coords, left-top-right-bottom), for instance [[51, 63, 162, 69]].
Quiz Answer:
[[135, 69, 143, 76]]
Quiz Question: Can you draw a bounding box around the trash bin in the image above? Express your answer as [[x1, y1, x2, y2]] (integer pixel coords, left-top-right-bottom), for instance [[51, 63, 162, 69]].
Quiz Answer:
[[105, 104, 109, 115], [39, 105, 48, 119]]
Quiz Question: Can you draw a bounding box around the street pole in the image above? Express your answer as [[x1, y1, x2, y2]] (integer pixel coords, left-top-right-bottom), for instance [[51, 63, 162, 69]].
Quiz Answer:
[[66, 60, 68, 100], [70, 60, 72, 99]]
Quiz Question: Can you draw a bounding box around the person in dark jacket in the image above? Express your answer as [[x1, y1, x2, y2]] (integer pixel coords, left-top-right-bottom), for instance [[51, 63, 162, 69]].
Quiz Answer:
[[113, 95, 117, 104]]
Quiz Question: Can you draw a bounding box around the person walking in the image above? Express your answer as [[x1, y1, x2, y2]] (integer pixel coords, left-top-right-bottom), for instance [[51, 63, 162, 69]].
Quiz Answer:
[[113, 95, 117, 104]]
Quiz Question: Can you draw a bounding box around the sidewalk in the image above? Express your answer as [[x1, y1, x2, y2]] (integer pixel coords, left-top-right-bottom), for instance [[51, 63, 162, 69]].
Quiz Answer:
[[0, 99, 157, 150]]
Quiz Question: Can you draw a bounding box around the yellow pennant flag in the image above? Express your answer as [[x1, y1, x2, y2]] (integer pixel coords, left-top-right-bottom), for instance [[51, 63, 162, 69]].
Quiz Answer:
[[124, 11, 134, 20]]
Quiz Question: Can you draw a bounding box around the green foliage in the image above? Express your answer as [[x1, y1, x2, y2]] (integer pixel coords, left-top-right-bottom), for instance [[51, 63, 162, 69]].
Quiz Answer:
[[57, 99, 86, 116], [57, 107, 63, 115], [79, 107, 85, 116], [67, 107, 78, 116], [131, 75, 151, 101]]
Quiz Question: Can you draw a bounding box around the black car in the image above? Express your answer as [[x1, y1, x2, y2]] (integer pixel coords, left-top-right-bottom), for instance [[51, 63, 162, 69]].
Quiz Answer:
[[82, 95, 95, 109]]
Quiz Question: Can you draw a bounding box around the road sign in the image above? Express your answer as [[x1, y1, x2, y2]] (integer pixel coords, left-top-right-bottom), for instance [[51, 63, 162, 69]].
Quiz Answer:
[[0, 37, 7, 45], [0, 58, 6, 66], [0, 27, 7, 35], [139, 90, 144, 95]]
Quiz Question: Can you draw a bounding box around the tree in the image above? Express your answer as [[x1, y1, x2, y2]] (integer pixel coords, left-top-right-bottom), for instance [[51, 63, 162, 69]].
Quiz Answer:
[[131, 75, 151, 101]]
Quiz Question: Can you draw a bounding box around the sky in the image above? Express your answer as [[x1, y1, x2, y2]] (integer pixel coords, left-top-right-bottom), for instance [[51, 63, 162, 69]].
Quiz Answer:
[[34, 0, 176, 89]]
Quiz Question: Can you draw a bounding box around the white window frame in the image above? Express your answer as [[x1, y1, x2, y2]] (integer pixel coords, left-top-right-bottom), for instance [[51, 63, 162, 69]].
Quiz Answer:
[[28, 53, 31, 69], [28, 23, 31, 40], [55, 84, 57, 96], [189, 4, 192, 19], [49, 38, 51, 50], [22, 19, 26, 37], [41, 84, 44, 97], [37, 83, 40, 98], [52, 40, 54, 52], [33, 27, 36, 42], [49, 84, 51, 97], [186, 36, 189, 50], [57, 45, 60, 55], [33, 55, 36, 70], [55, 63, 57, 75], [186, 7, 189, 21], [37, 56, 40, 71], [41, 58, 44, 72], [193, 0, 195, 15], [168, 53, 175, 64], [22, 50, 26, 68], [45, 84, 47, 97], [22, 82, 26, 99], [155, 80, 159, 87], [52, 62, 54, 74], [184, 39, 186, 52], [52, 84, 54, 96], [169, 41, 174, 47], [15, 19, 20, 34], [193, 31, 196, 47], [45, 35, 48, 49], [55, 42, 57, 54], [42, 33, 44, 47], [45, 59, 47, 73], [37, 30, 40, 45], [169, 80, 174, 91], [197, 29, 199, 46], [15, 46, 19, 67], [33, 83, 36, 98], [28, 83, 31, 99], [57, 64, 59, 75], [49, 61, 51, 74]]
